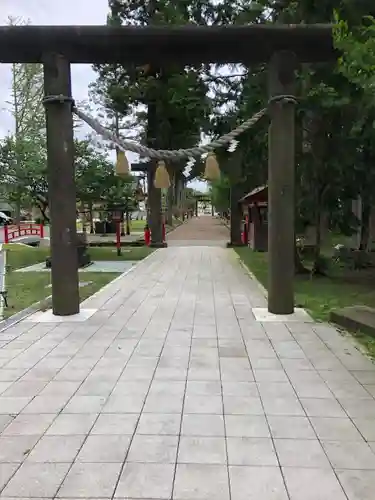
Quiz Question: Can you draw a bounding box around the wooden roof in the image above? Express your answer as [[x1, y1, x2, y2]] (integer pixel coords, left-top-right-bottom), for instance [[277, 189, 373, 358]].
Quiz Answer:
[[240, 185, 268, 204], [0, 24, 337, 64]]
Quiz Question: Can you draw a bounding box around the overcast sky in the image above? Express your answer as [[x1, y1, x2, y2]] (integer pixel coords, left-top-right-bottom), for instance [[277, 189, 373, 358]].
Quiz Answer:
[[0, 0, 207, 191]]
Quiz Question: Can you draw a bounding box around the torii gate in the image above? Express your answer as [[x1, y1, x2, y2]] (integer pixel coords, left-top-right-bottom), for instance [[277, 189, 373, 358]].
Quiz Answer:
[[0, 24, 337, 316]]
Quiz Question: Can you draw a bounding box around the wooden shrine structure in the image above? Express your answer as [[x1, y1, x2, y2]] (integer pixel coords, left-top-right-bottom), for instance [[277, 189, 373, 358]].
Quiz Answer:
[[240, 185, 268, 252], [0, 24, 337, 316]]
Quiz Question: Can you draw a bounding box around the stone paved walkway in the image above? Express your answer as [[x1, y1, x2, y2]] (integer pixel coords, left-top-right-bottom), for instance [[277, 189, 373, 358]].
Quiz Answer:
[[167, 215, 229, 246], [1, 242, 375, 498]]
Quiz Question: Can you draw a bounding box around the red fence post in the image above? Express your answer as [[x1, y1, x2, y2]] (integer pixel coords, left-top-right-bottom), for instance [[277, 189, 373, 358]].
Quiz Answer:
[[116, 221, 121, 256], [40, 223, 44, 239], [144, 225, 151, 246], [4, 225, 8, 244]]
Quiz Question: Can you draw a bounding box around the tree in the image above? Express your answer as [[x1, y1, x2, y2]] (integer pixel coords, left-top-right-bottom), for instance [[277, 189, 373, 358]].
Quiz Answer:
[[101, 171, 139, 235], [74, 139, 115, 231], [333, 13, 375, 250], [0, 135, 48, 220], [219, 1, 375, 272], [209, 176, 231, 215], [73, 139, 140, 234], [93, 0, 235, 233], [4, 16, 46, 220]]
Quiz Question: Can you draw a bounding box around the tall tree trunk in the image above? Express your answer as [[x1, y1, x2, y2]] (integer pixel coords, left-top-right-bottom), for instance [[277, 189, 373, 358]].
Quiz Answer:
[[14, 198, 21, 224], [312, 191, 324, 275], [37, 201, 50, 223], [125, 210, 131, 235], [359, 197, 371, 251], [294, 237, 309, 274], [89, 201, 94, 233]]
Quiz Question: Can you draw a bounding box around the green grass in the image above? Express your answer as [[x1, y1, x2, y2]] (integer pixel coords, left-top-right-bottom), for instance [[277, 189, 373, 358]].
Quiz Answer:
[[4, 243, 154, 269], [1, 243, 154, 320], [5, 244, 49, 271], [235, 247, 375, 357], [235, 247, 375, 321], [130, 219, 146, 231], [5, 272, 119, 319]]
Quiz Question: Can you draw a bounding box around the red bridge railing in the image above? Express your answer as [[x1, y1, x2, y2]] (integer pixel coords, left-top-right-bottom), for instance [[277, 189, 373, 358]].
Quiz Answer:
[[4, 223, 44, 244]]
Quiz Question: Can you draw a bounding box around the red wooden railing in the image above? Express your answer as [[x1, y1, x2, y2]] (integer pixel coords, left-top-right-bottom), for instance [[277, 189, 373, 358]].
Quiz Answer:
[[4, 223, 44, 244]]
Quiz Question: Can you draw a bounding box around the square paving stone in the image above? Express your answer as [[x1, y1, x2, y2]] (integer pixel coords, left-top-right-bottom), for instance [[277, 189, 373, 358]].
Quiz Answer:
[[300, 398, 346, 418], [227, 437, 277, 466], [292, 381, 334, 399], [178, 436, 226, 464], [0, 397, 31, 414], [27, 435, 86, 463], [261, 396, 304, 416], [253, 370, 288, 382], [221, 381, 258, 397], [137, 413, 181, 435], [143, 394, 184, 414], [2, 462, 70, 498], [0, 435, 40, 462], [325, 380, 372, 399], [39, 381, 81, 397], [275, 438, 331, 468], [353, 418, 375, 441], [0, 414, 13, 433], [173, 464, 229, 500], [223, 395, 263, 415], [181, 414, 224, 436], [0, 463, 19, 491], [351, 370, 375, 384], [229, 465, 288, 500], [225, 415, 270, 438], [267, 416, 316, 439], [154, 367, 187, 380], [3, 380, 48, 397], [250, 358, 283, 370], [339, 398, 375, 418], [46, 414, 98, 436], [2, 413, 56, 436], [321, 441, 375, 469], [58, 462, 122, 498], [283, 467, 347, 500], [336, 469, 375, 500], [186, 381, 222, 396], [77, 379, 116, 397], [187, 368, 221, 381], [184, 394, 223, 414], [257, 382, 296, 398], [115, 462, 175, 499], [310, 417, 364, 441], [22, 395, 70, 414], [90, 413, 139, 435], [77, 435, 131, 462], [252, 307, 313, 323], [127, 435, 178, 463], [63, 396, 107, 414]]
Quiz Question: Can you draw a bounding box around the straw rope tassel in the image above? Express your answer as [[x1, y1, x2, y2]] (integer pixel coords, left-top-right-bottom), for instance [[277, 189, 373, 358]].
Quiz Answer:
[[154, 160, 171, 188], [204, 153, 220, 180], [115, 150, 129, 176]]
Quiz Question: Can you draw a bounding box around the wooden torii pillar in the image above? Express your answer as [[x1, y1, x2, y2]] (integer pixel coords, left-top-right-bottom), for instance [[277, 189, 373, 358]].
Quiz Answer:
[[43, 53, 79, 316], [268, 51, 296, 314]]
